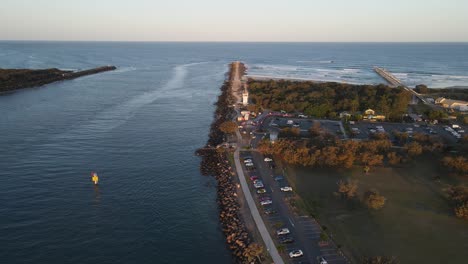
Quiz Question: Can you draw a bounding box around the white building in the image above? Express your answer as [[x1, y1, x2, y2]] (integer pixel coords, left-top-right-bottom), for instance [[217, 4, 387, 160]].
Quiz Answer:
[[242, 83, 249, 106], [435, 97, 468, 111]]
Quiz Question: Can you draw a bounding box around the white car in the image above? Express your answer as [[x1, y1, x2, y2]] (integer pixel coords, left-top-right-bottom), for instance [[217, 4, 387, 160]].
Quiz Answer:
[[243, 159, 253, 163], [254, 182, 264, 189], [264, 157, 273, 162], [245, 162, 254, 167], [260, 200, 272, 205], [289, 249, 303, 258], [277, 228, 290, 236], [280, 186, 293, 192]]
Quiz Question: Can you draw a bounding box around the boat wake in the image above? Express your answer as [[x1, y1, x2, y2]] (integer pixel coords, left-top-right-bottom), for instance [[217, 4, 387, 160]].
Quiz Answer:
[[57, 62, 205, 138]]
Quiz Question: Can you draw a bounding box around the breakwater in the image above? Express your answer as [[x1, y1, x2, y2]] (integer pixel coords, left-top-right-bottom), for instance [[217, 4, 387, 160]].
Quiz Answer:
[[196, 63, 253, 263], [0, 65, 116, 93]]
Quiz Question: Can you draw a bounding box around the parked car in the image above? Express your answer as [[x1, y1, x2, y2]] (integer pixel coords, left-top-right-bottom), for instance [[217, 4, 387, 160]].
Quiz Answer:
[[258, 196, 271, 201], [280, 186, 293, 192], [250, 175, 258, 181], [264, 157, 273, 162], [274, 176, 285, 181], [279, 236, 294, 244], [260, 199, 272, 206], [243, 159, 253, 163], [245, 162, 254, 167], [319, 257, 328, 264], [254, 182, 264, 189], [289, 249, 303, 258], [264, 207, 277, 215], [256, 188, 267, 194], [277, 228, 290, 236]]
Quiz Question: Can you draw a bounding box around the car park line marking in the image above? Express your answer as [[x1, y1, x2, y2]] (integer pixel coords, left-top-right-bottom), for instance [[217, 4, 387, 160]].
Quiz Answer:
[[288, 217, 295, 227], [320, 248, 336, 252], [270, 186, 274, 193]]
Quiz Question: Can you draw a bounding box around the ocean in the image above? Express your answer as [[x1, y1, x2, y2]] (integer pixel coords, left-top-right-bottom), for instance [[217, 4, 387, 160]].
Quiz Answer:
[[0, 42, 467, 264]]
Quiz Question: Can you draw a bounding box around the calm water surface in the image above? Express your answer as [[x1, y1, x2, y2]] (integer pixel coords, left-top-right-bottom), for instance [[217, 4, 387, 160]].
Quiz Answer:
[[0, 42, 467, 264]]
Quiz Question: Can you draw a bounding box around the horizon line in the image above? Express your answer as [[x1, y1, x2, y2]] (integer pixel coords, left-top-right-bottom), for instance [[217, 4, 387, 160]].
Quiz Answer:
[[1, 39, 468, 44]]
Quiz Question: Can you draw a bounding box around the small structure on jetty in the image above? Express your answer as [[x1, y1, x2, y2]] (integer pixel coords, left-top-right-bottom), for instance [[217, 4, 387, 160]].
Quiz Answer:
[[242, 83, 249, 106]]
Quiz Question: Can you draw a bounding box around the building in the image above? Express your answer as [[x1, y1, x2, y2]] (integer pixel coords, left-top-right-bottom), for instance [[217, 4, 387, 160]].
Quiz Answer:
[[435, 97, 468, 111], [339, 111, 351, 118], [364, 109, 375, 116], [242, 84, 249, 106], [363, 108, 386, 121]]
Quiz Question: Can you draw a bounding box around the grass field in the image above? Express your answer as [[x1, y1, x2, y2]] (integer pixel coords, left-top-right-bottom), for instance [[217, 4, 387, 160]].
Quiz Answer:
[[286, 158, 468, 263]]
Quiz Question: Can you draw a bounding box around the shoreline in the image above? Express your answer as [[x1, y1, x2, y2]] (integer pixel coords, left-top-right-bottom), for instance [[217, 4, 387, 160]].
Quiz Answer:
[[0, 65, 117, 93], [246, 74, 363, 85], [196, 63, 254, 263]]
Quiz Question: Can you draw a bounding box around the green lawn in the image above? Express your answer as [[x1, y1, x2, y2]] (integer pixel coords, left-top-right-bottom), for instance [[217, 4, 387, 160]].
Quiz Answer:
[[287, 159, 468, 263]]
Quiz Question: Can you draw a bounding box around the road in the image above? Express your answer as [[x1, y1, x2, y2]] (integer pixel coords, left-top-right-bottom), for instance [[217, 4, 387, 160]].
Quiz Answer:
[[232, 61, 347, 263], [234, 140, 284, 264], [240, 151, 348, 264], [230, 61, 284, 264]]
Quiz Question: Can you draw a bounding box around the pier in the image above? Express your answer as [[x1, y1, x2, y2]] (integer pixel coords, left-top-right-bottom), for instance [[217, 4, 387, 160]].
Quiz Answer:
[[374, 67, 430, 105], [373, 67, 404, 87]]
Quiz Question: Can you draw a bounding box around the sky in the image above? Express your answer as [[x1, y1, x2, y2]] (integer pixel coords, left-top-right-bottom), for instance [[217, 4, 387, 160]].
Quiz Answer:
[[1, 0, 467, 42]]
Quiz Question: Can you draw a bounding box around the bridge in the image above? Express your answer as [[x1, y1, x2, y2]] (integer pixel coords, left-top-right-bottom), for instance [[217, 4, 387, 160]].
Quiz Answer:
[[374, 67, 430, 105]]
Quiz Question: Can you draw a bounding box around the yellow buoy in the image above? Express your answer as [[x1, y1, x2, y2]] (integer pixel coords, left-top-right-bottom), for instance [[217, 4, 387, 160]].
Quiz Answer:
[[91, 172, 99, 185]]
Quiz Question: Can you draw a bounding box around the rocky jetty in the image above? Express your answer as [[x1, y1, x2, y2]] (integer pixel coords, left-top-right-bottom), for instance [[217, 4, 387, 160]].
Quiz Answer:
[[0, 65, 116, 93], [196, 63, 254, 263]]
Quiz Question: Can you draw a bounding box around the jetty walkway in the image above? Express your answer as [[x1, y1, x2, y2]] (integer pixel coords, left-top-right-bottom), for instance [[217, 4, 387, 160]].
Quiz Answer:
[[374, 67, 431, 105], [231, 62, 285, 264]]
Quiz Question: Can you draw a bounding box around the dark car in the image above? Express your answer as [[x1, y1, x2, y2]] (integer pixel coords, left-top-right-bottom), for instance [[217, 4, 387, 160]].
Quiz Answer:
[[274, 176, 284, 181], [264, 207, 277, 215], [279, 236, 294, 244]]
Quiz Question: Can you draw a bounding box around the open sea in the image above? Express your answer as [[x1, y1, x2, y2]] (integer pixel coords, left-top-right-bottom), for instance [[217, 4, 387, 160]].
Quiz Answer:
[[0, 42, 467, 264]]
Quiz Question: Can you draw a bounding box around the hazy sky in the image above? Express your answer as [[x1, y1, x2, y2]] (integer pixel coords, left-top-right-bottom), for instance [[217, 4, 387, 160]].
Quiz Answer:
[[1, 0, 467, 42]]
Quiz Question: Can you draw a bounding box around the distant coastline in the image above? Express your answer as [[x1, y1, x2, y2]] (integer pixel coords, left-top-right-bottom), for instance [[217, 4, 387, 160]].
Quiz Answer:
[[0, 65, 116, 93]]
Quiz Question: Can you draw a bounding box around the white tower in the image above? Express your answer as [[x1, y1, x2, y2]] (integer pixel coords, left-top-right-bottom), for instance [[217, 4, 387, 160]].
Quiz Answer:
[[242, 84, 249, 106]]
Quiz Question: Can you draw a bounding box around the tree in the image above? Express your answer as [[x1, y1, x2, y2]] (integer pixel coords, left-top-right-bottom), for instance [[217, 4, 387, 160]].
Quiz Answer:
[[361, 152, 383, 167], [387, 152, 401, 166], [364, 189, 386, 209], [337, 179, 359, 199], [427, 110, 448, 121], [405, 142, 423, 157], [219, 121, 237, 134], [441, 156, 468, 175], [243, 243, 263, 263], [454, 202, 468, 220], [414, 84, 429, 94], [309, 122, 323, 137]]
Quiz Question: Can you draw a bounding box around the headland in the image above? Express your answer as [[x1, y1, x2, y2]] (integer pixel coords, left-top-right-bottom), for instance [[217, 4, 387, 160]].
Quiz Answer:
[[0, 65, 116, 93]]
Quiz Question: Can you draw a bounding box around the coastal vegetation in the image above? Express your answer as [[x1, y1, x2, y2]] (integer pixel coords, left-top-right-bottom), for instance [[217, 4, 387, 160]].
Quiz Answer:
[[197, 62, 264, 263], [250, 78, 468, 262], [0, 66, 116, 93], [445, 185, 468, 220], [414, 84, 468, 101], [248, 80, 411, 121], [363, 189, 386, 210], [219, 121, 238, 134]]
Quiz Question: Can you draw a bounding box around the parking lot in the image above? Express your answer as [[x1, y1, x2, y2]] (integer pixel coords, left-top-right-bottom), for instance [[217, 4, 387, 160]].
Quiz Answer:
[[349, 121, 465, 144], [240, 152, 348, 264], [261, 116, 346, 139]]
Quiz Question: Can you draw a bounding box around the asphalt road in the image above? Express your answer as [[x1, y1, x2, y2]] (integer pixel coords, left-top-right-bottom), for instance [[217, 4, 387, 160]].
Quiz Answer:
[[240, 151, 348, 264]]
